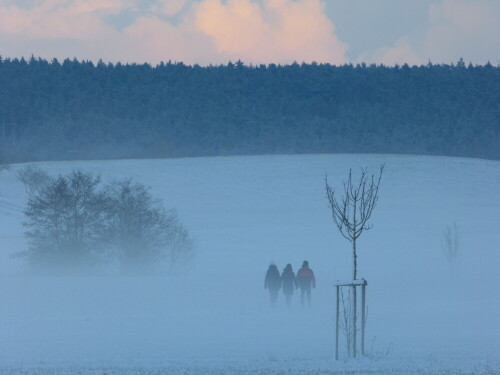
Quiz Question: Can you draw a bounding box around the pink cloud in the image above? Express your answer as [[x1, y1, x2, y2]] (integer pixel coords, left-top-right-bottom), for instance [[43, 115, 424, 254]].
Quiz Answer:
[[0, 0, 123, 39], [0, 0, 347, 64], [193, 0, 347, 64]]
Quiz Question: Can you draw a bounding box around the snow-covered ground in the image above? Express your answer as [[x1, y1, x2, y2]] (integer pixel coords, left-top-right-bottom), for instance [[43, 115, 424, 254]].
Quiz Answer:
[[0, 154, 499, 374]]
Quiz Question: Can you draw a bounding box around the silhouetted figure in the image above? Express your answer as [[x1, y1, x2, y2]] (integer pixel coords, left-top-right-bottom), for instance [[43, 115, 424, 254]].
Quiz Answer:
[[264, 263, 281, 307], [281, 264, 296, 307], [296, 260, 316, 307]]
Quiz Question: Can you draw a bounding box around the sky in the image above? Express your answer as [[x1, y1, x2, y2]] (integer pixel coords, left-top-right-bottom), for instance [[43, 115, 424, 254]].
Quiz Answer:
[[0, 0, 499, 65]]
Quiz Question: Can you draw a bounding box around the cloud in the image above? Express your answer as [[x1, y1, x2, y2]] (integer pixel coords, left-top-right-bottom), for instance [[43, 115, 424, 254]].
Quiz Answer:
[[0, 0, 126, 39], [362, 0, 500, 65], [121, 14, 220, 64], [150, 0, 187, 16], [193, 0, 346, 64], [0, 0, 347, 64]]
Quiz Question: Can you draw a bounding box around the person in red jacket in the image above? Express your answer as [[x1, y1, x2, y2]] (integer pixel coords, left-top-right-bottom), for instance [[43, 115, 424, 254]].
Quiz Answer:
[[296, 260, 316, 307]]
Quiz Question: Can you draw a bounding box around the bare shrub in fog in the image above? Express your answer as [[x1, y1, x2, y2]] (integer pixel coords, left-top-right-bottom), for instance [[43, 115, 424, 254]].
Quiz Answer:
[[339, 288, 354, 357], [0, 157, 8, 173], [23, 170, 107, 269], [442, 222, 459, 265], [16, 164, 50, 199], [0, 156, 9, 195], [104, 180, 191, 273], [166, 223, 195, 272], [366, 337, 393, 360], [338, 288, 368, 358]]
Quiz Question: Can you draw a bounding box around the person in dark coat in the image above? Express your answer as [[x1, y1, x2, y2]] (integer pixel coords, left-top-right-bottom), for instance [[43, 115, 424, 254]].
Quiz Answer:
[[281, 263, 296, 308], [264, 263, 281, 307], [295, 260, 316, 307]]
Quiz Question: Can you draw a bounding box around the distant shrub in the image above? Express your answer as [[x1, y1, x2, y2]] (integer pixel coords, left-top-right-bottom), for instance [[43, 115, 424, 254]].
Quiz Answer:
[[103, 179, 194, 273], [22, 170, 194, 274], [16, 164, 51, 200], [23, 170, 106, 270]]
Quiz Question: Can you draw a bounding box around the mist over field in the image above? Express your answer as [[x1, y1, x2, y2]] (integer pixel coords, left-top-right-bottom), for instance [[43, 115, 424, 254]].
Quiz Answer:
[[0, 154, 499, 373]]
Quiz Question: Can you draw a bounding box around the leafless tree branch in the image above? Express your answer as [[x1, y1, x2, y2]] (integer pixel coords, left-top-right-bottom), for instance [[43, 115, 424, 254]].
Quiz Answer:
[[16, 164, 51, 200]]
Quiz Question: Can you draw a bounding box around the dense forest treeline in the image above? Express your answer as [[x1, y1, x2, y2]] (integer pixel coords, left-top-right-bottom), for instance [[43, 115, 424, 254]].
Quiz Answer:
[[0, 56, 499, 162]]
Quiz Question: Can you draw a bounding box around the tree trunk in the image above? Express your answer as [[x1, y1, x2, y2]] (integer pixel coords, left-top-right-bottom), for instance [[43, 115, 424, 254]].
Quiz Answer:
[[335, 286, 339, 360], [361, 283, 366, 356], [352, 284, 357, 358], [353, 238, 357, 280], [352, 238, 357, 357]]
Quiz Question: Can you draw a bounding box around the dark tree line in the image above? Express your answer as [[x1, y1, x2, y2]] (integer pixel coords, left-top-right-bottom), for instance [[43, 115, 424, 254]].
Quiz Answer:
[[0, 56, 498, 161]]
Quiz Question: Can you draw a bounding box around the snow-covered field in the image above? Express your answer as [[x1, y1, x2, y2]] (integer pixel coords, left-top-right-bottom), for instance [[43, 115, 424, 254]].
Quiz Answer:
[[0, 154, 499, 374]]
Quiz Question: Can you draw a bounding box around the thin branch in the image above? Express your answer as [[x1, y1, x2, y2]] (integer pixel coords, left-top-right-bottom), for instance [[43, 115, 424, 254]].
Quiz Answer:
[[325, 164, 384, 242]]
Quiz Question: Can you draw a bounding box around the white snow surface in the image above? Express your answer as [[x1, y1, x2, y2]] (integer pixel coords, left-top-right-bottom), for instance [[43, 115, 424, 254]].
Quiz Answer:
[[0, 154, 499, 374]]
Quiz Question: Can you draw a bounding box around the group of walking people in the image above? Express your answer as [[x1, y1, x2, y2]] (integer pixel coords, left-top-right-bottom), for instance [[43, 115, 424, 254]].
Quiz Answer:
[[264, 260, 316, 308]]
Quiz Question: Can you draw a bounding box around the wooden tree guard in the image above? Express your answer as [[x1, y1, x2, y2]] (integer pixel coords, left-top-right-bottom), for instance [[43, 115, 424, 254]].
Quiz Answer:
[[334, 278, 368, 360]]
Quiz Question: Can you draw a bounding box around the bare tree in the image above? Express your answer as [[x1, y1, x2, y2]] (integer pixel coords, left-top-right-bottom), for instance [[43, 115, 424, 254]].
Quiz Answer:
[[104, 179, 194, 274], [325, 165, 384, 357], [16, 164, 51, 200], [23, 170, 107, 270], [442, 222, 459, 265]]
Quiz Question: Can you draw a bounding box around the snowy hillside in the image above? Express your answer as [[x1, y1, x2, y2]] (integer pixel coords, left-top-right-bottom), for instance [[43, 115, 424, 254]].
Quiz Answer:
[[0, 154, 499, 374]]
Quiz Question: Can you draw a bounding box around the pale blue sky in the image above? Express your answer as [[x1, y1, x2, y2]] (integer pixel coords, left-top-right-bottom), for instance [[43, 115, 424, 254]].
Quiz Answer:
[[324, 0, 436, 59]]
